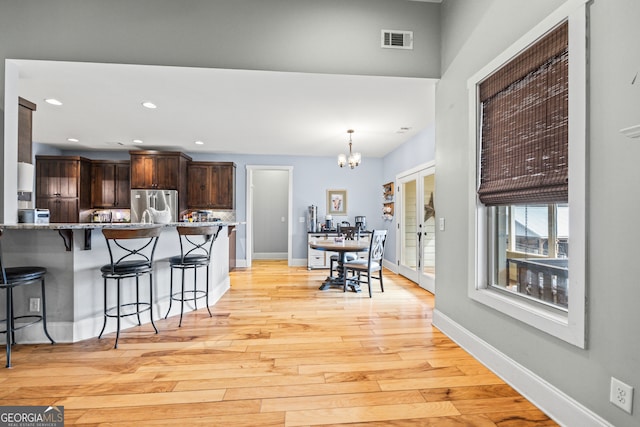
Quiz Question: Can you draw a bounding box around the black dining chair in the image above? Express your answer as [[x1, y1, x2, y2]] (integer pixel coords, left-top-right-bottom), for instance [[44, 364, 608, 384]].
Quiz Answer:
[[0, 229, 55, 368], [342, 229, 388, 297], [99, 226, 162, 349], [165, 225, 221, 327]]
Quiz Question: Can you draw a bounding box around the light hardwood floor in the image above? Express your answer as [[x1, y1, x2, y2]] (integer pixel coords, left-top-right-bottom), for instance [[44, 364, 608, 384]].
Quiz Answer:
[[1, 261, 557, 426]]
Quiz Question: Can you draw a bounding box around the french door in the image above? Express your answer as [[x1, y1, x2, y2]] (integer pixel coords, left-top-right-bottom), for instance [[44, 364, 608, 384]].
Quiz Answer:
[[397, 164, 436, 293]]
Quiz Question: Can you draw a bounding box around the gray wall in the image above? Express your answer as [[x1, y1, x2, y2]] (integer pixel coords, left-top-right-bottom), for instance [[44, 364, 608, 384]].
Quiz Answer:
[[0, 0, 440, 107], [435, 1, 640, 426]]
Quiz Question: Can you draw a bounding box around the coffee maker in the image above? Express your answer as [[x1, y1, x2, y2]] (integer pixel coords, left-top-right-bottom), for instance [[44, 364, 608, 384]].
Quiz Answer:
[[325, 215, 333, 230], [355, 216, 366, 231]]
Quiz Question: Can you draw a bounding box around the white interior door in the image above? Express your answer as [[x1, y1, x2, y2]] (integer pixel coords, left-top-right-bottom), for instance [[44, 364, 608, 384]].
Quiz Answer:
[[397, 164, 436, 293]]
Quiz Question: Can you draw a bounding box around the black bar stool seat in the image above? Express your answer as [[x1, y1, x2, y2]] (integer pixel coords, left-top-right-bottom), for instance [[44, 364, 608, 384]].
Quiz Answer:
[[99, 226, 162, 349], [1, 231, 55, 368], [165, 225, 222, 327], [100, 261, 154, 276], [5, 266, 47, 282]]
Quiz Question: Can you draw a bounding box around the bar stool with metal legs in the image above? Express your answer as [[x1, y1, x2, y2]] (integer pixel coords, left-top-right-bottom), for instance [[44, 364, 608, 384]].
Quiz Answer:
[[0, 229, 55, 368], [165, 225, 222, 327], [99, 226, 162, 349]]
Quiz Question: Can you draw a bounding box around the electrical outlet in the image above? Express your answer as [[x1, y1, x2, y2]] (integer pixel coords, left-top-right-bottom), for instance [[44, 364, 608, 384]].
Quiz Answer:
[[29, 297, 41, 313], [610, 377, 634, 414]]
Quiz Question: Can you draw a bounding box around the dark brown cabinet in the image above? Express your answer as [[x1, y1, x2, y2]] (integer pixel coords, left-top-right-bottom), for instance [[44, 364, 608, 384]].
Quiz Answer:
[[91, 160, 130, 208], [130, 151, 190, 190], [18, 97, 36, 164], [36, 156, 91, 223], [187, 162, 236, 209]]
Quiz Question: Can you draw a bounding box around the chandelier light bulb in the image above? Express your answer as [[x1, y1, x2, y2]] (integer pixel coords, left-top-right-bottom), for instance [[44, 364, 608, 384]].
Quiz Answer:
[[337, 129, 361, 169]]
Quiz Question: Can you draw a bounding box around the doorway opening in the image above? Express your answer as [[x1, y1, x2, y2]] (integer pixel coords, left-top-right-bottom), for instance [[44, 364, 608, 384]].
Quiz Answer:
[[246, 165, 293, 267]]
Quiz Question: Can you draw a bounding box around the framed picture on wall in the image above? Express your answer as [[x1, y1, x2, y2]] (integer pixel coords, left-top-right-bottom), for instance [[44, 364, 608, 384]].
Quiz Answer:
[[327, 189, 347, 215]]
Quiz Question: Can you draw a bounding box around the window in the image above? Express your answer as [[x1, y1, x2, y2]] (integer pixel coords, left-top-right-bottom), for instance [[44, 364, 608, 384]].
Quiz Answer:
[[467, 1, 587, 348], [490, 204, 569, 311]]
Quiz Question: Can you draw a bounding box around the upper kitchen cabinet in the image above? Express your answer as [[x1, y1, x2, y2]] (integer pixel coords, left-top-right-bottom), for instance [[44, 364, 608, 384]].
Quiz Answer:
[[36, 156, 91, 223], [129, 151, 191, 190], [187, 162, 236, 210], [18, 97, 36, 164], [91, 160, 130, 208]]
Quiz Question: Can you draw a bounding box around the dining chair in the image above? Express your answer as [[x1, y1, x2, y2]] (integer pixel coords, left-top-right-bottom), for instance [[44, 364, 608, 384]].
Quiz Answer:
[[342, 229, 388, 297], [329, 226, 359, 279], [99, 226, 162, 349], [0, 229, 55, 368], [165, 225, 221, 327]]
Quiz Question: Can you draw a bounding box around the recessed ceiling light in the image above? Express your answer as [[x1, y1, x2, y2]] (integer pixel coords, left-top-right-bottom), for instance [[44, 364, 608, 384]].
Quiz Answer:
[[133, 139, 143, 144], [45, 98, 63, 106], [67, 138, 79, 142], [194, 140, 204, 145], [141, 101, 157, 109]]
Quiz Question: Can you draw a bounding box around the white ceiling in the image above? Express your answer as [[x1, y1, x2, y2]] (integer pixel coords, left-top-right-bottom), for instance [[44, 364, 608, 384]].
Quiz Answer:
[[15, 60, 436, 158]]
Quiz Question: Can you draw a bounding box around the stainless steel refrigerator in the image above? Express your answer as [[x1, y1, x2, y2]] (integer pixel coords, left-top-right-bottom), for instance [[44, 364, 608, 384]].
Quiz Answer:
[[130, 189, 178, 223]]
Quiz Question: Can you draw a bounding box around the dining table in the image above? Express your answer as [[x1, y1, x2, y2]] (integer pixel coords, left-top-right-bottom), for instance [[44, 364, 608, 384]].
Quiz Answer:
[[309, 238, 369, 292]]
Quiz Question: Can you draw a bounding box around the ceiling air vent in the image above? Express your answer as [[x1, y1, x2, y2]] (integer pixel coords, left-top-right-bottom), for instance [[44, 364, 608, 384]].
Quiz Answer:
[[381, 29, 413, 50]]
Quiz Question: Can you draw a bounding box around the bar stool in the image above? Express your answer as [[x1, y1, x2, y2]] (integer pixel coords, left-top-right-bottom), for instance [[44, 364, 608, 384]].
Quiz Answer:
[[165, 225, 221, 327], [0, 229, 55, 368], [99, 226, 162, 349]]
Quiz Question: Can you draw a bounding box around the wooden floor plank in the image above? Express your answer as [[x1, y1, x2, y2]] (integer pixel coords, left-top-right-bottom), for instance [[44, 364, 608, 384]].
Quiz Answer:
[[0, 261, 557, 426], [284, 402, 460, 426], [260, 390, 426, 412]]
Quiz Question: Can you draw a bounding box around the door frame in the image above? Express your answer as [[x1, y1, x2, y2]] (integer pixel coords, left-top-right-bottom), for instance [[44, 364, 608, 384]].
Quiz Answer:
[[395, 161, 436, 292], [245, 165, 293, 268]]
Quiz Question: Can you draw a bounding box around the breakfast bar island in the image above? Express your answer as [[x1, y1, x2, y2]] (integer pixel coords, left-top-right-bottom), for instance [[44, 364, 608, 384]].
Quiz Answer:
[[0, 222, 235, 344]]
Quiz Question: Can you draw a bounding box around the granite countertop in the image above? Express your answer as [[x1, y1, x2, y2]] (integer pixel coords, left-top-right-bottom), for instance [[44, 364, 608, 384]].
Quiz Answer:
[[0, 221, 239, 230]]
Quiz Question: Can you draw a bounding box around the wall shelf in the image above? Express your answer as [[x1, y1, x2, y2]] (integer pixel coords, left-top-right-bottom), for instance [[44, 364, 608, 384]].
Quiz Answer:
[[383, 182, 394, 220]]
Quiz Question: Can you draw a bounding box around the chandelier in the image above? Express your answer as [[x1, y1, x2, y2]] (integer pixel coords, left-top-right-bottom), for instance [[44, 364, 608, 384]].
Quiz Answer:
[[337, 129, 361, 169]]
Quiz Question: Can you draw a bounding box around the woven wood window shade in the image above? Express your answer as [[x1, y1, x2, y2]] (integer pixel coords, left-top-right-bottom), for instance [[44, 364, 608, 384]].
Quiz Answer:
[[478, 21, 568, 206]]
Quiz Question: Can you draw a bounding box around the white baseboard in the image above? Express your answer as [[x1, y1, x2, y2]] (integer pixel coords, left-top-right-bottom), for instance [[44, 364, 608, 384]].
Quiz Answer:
[[433, 309, 612, 427], [291, 258, 308, 267], [383, 259, 398, 273], [252, 252, 287, 259]]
